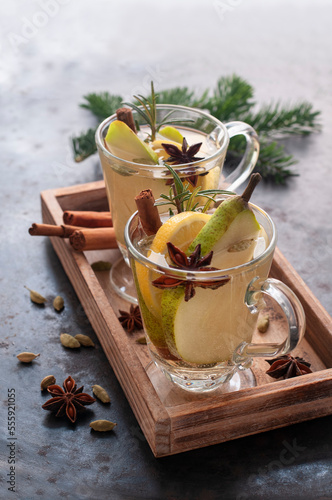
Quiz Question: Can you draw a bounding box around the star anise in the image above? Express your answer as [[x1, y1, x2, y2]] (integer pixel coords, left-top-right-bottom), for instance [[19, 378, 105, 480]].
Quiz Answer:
[[162, 138, 205, 187], [266, 354, 312, 379], [118, 305, 143, 333], [42, 375, 96, 423], [152, 242, 230, 301], [162, 138, 204, 165]]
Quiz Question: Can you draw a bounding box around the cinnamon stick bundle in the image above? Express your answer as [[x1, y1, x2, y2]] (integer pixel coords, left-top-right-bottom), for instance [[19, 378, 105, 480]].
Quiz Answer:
[[29, 223, 80, 238], [69, 228, 117, 251], [62, 211, 113, 228], [134, 189, 162, 236]]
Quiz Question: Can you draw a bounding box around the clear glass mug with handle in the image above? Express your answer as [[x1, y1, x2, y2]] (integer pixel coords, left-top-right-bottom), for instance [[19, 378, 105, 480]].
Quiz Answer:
[[124, 200, 306, 393], [96, 105, 259, 302]]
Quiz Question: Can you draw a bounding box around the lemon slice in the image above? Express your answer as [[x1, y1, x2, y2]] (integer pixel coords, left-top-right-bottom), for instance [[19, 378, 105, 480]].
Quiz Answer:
[[136, 211, 211, 318]]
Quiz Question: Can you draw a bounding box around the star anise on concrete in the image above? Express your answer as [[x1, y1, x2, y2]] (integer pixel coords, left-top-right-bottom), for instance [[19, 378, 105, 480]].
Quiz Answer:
[[152, 242, 230, 301], [42, 375, 96, 423], [118, 305, 143, 333], [266, 354, 312, 379]]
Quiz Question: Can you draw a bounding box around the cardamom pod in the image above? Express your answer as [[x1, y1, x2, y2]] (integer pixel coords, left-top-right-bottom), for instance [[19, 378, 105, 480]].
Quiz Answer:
[[41, 375, 56, 390], [92, 384, 110, 403], [257, 314, 270, 333], [60, 333, 80, 349], [75, 334, 95, 347], [53, 295, 64, 311], [91, 261, 112, 271], [25, 286, 47, 304], [17, 352, 40, 363], [89, 420, 116, 432], [136, 336, 147, 345]]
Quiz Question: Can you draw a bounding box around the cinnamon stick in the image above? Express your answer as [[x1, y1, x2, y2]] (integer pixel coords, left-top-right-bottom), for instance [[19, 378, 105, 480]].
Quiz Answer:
[[29, 223, 80, 237], [69, 228, 117, 251], [62, 211, 113, 228], [116, 107, 137, 133], [134, 189, 162, 236]]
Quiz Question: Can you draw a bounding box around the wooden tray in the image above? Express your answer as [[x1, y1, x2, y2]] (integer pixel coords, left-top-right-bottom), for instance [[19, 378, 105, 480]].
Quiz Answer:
[[41, 180, 332, 457]]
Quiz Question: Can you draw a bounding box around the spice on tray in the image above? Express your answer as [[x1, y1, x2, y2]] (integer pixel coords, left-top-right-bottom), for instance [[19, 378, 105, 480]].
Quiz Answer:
[[91, 261, 112, 271], [134, 189, 162, 236], [92, 384, 111, 403], [118, 305, 143, 333], [89, 420, 117, 432], [17, 352, 40, 363], [42, 375, 96, 423], [63, 210, 113, 228], [41, 375, 56, 391], [69, 227, 117, 251], [25, 286, 47, 304], [266, 354, 312, 379], [75, 334, 95, 347], [136, 336, 147, 345], [29, 223, 79, 238], [257, 313, 270, 333], [53, 296, 64, 311], [60, 333, 81, 349]]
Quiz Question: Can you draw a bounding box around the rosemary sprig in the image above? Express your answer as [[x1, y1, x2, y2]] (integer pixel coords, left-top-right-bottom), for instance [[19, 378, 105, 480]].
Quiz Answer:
[[71, 75, 321, 183], [155, 164, 233, 214], [122, 82, 194, 141]]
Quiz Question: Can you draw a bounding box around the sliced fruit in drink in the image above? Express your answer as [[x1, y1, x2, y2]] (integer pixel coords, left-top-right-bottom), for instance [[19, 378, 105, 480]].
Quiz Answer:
[[159, 126, 184, 144], [162, 284, 255, 364], [135, 211, 211, 319], [188, 174, 261, 267], [105, 120, 159, 164]]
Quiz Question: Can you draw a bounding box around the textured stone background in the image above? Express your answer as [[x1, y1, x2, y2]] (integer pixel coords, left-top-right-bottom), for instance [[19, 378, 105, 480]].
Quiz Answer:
[[0, 1, 331, 499]]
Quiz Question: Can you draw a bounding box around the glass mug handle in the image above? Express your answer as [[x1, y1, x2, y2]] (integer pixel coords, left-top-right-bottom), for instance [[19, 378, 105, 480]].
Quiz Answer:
[[233, 277, 306, 366], [222, 121, 260, 192]]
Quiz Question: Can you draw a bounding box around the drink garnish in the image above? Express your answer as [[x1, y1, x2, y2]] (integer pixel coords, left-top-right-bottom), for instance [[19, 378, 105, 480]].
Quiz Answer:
[[152, 242, 230, 302]]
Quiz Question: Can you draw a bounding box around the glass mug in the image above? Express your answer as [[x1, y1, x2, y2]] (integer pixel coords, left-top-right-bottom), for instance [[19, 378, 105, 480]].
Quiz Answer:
[[96, 105, 259, 302], [124, 200, 306, 393]]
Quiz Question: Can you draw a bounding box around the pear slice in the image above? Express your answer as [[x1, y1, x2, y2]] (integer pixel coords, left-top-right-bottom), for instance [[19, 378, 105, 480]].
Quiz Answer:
[[105, 120, 159, 164], [132, 262, 167, 349], [159, 126, 184, 144], [162, 284, 256, 364], [161, 174, 263, 362], [188, 173, 262, 267]]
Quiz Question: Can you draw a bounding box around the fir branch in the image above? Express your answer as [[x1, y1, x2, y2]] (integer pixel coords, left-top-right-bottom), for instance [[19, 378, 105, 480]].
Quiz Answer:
[[226, 139, 297, 184], [203, 75, 255, 121], [71, 75, 321, 183], [242, 102, 321, 137], [255, 140, 297, 184], [152, 87, 210, 109], [72, 128, 97, 162], [80, 92, 122, 121]]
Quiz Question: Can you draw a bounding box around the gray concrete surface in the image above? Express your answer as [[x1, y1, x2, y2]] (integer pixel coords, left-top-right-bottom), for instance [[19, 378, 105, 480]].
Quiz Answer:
[[0, 1, 331, 499]]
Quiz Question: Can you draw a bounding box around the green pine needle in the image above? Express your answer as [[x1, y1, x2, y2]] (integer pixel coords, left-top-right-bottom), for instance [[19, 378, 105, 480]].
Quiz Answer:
[[204, 75, 255, 121], [71, 75, 321, 183], [72, 128, 97, 162], [80, 92, 122, 121], [243, 101, 321, 137]]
